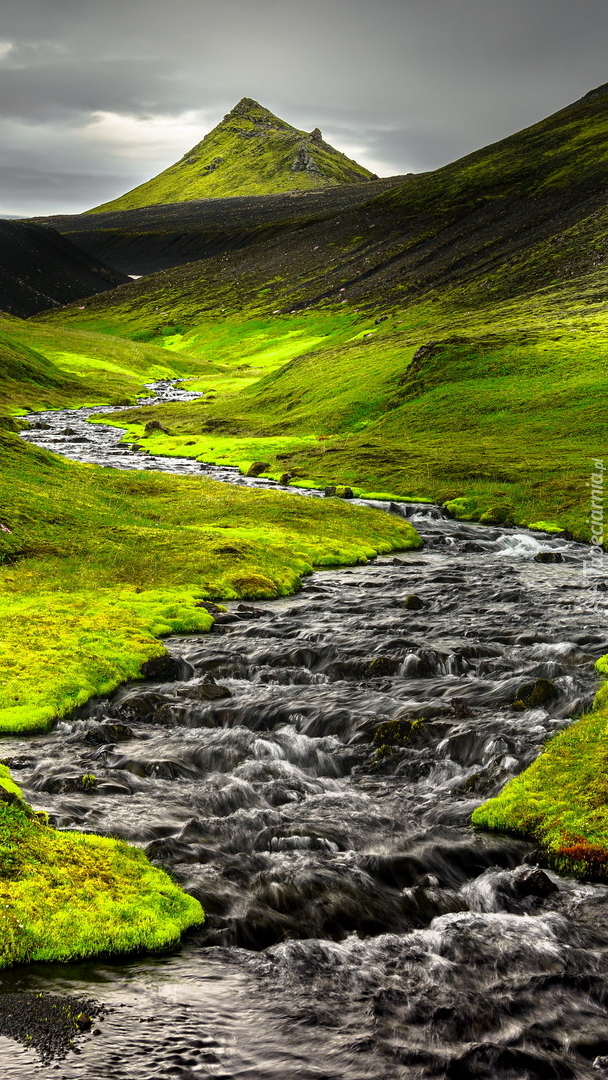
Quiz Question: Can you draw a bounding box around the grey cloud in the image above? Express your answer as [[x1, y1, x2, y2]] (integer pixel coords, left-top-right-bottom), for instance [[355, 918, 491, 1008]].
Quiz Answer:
[[2, 0, 608, 213]]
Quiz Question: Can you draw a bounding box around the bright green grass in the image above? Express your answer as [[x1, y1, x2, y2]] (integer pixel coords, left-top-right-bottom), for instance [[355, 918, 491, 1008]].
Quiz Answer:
[[0, 428, 420, 734], [0, 313, 224, 411], [0, 589, 214, 733], [472, 657, 608, 879], [83, 277, 608, 543], [90, 98, 372, 213], [0, 782, 203, 967]]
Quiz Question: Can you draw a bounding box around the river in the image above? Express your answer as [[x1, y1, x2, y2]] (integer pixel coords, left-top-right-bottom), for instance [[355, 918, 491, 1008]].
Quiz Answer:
[[3, 389, 608, 1078]]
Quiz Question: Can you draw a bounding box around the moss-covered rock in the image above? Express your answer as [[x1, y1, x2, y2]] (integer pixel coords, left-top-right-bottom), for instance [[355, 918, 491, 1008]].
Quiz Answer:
[[479, 505, 515, 525], [443, 497, 481, 521], [372, 717, 425, 747]]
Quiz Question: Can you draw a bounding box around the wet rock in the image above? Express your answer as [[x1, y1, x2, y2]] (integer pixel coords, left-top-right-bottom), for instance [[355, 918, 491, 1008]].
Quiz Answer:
[[373, 717, 424, 747], [62, 426, 76, 435], [179, 676, 232, 701], [513, 678, 560, 708], [236, 603, 269, 618], [450, 699, 474, 719], [246, 461, 270, 477], [512, 866, 559, 899], [140, 654, 181, 681], [324, 485, 354, 498], [37, 773, 98, 794], [111, 691, 166, 721], [279, 472, 292, 485], [534, 551, 564, 563], [83, 721, 134, 745], [402, 594, 425, 610], [195, 599, 224, 613]]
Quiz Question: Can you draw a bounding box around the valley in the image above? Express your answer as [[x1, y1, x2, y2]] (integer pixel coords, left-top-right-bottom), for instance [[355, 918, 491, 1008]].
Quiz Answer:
[[0, 87, 607, 1077]]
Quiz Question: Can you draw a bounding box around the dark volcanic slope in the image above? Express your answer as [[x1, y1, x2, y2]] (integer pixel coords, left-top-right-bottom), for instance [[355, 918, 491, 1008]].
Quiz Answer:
[[0, 220, 128, 317], [47, 84, 608, 316], [37, 176, 407, 276]]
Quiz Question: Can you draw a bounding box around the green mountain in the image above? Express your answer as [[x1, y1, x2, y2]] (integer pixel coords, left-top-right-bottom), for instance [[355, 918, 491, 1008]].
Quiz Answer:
[[90, 98, 375, 213], [51, 82, 608, 544]]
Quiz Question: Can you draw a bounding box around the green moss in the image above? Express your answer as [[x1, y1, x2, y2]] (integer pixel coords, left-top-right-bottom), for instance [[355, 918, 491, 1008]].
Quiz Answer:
[[472, 655, 608, 878], [478, 505, 515, 525], [0, 777, 203, 968], [443, 497, 481, 521], [0, 764, 23, 799], [528, 521, 567, 534]]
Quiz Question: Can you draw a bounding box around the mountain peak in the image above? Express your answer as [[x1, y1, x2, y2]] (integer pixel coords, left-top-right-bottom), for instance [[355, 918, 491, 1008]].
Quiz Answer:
[[89, 99, 375, 213]]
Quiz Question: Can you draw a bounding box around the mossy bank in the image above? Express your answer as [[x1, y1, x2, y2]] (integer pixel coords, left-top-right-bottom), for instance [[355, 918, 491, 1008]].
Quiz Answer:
[[473, 655, 608, 879], [0, 427, 421, 735], [0, 767, 203, 967]]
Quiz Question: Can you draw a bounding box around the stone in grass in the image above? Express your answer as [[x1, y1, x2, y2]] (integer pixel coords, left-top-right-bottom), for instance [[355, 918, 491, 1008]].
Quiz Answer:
[[279, 472, 293, 486], [246, 461, 270, 477], [479, 505, 515, 526], [144, 420, 170, 434], [401, 594, 426, 610], [324, 485, 354, 498], [534, 551, 564, 563]]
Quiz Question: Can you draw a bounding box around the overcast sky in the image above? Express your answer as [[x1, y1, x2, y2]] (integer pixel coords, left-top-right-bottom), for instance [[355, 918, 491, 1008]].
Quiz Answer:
[[2, 0, 608, 216]]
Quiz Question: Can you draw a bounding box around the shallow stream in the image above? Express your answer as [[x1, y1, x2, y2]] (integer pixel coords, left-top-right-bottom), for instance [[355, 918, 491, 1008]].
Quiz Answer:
[[5, 391, 608, 1078]]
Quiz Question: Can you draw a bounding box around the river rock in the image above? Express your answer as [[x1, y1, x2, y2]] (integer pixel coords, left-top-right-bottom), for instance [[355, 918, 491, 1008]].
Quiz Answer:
[[140, 654, 181, 681], [402, 594, 426, 610], [246, 461, 270, 477], [512, 678, 560, 708], [83, 722, 134, 745], [512, 866, 558, 899], [179, 677, 232, 701], [534, 551, 564, 563]]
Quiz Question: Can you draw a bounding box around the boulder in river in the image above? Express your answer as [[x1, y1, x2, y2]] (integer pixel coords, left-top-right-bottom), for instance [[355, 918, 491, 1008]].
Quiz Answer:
[[402, 594, 426, 610], [512, 678, 560, 709], [534, 551, 564, 563], [140, 654, 181, 682]]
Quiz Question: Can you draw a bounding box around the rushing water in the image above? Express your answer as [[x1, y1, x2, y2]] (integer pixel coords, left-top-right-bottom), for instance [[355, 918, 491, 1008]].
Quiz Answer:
[[5, 392, 608, 1078]]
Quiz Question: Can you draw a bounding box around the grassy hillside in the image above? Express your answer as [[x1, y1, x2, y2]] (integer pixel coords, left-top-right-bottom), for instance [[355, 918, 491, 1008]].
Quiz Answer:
[[42, 83, 608, 543], [0, 427, 420, 734], [0, 312, 232, 410], [90, 98, 374, 213]]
